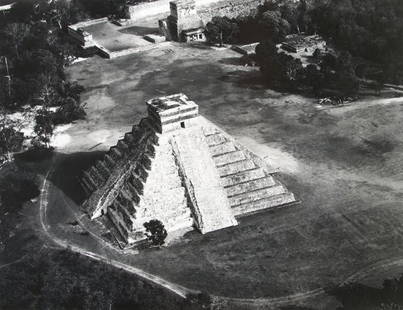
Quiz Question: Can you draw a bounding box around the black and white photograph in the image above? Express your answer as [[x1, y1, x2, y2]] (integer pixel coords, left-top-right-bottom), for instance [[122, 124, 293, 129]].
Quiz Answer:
[[1, 0, 403, 309]]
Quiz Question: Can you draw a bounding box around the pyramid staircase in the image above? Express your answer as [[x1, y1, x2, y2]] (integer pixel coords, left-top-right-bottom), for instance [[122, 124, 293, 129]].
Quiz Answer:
[[81, 94, 297, 245], [203, 127, 296, 217]]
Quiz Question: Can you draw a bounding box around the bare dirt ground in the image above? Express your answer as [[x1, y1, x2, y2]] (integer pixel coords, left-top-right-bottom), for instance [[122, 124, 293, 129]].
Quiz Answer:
[[38, 42, 403, 308]]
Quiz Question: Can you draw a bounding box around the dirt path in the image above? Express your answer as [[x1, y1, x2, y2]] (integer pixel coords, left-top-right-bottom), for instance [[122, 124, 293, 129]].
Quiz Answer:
[[39, 166, 192, 299], [0, 254, 27, 271], [322, 96, 403, 115]]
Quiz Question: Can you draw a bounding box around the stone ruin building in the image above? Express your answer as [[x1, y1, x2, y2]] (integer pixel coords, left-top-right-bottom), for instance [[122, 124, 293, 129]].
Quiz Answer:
[[161, 0, 206, 42], [81, 94, 297, 245]]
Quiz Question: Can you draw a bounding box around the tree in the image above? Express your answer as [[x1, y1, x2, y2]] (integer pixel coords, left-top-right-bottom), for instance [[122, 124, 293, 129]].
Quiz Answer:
[[205, 16, 240, 45], [33, 108, 54, 149], [53, 97, 86, 125], [256, 40, 303, 88], [0, 126, 24, 162], [304, 64, 324, 96], [258, 10, 291, 42], [143, 220, 167, 247], [2, 23, 31, 59]]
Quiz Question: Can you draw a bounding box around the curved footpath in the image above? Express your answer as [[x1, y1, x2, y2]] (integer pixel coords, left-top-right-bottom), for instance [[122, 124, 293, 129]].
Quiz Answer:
[[39, 168, 192, 299], [39, 164, 403, 308]]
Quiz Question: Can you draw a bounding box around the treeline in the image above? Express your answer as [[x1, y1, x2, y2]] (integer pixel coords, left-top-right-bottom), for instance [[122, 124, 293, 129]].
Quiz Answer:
[[205, 0, 310, 45], [0, 0, 85, 111], [0, 0, 90, 152], [206, 0, 403, 95], [311, 0, 403, 84], [255, 41, 359, 95], [0, 248, 211, 309]]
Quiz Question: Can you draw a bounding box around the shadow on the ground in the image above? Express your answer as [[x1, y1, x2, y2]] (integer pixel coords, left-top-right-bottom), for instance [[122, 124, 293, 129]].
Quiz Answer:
[[119, 26, 160, 36], [218, 69, 267, 90], [49, 151, 105, 204], [325, 276, 403, 309], [218, 57, 244, 66], [14, 149, 104, 204]]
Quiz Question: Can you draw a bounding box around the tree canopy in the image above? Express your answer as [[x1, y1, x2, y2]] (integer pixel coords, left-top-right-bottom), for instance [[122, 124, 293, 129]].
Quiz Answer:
[[143, 220, 168, 247]]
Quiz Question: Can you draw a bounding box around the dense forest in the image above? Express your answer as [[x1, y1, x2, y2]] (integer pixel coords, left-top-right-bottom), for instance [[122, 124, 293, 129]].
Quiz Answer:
[[0, 248, 210, 310], [206, 0, 403, 95], [0, 0, 130, 155]]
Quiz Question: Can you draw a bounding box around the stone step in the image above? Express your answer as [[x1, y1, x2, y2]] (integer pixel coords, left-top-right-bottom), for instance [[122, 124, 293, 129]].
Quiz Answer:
[[131, 126, 147, 143], [109, 147, 122, 160], [108, 208, 130, 240], [126, 181, 141, 204], [209, 141, 236, 156], [221, 168, 266, 187], [202, 127, 219, 136], [132, 164, 150, 183], [142, 117, 161, 134], [205, 133, 227, 146], [124, 132, 134, 144], [139, 206, 191, 228], [232, 192, 296, 217], [217, 159, 256, 177], [213, 150, 246, 167], [120, 188, 137, 216], [139, 151, 153, 171], [229, 184, 286, 206], [158, 205, 191, 222], [164, 209, 193, 229], [150, 154, 178, 173], [96, 160, 110, 178], [132, 171, 182, 194], [104, 154, 115, 169], [140, 187, 187, 211], [89, 167, 104, 185], [81, 174, 96, 193], [114, 201, 134, 228], [83, 171, 97, 188], [225, 176, 275, 197], [117, 140, 129, 152]]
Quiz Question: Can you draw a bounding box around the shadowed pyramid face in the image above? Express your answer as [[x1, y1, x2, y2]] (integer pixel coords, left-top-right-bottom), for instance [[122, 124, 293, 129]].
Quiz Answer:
[[82, 94, 297, 245]]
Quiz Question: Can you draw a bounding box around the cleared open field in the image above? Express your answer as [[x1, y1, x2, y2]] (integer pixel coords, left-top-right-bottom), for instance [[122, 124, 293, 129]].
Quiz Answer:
[[42, 42, 403, 306]]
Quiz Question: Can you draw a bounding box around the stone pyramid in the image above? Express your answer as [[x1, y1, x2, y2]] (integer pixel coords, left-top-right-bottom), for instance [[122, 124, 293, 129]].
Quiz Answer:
[[81, 94, 296, 244]]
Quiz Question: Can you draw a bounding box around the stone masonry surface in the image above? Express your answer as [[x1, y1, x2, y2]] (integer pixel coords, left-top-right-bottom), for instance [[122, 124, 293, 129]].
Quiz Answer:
[[81, 94, 297, 244]]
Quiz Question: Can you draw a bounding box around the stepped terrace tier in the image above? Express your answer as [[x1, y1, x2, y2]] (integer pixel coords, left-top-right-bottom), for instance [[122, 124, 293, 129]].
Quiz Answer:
[[81, 93, 297, 245]]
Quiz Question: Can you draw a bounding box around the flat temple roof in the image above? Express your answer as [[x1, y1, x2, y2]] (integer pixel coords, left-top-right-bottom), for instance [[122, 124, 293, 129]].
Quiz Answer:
[[147, 93, 198, 115]]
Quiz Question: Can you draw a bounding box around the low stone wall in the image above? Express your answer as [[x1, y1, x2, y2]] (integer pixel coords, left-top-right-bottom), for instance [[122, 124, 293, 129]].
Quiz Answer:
[[68, 18, 108, 48], [69, 17, 109, 30]]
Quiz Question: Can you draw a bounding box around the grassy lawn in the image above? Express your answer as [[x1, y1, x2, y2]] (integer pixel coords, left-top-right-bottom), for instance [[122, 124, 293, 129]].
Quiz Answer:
[[43, 42, 403, 302]]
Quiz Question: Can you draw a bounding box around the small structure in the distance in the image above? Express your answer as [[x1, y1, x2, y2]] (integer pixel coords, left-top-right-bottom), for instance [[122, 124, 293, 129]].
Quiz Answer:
[[280, 34, 326, 54], [81, 94, 297, 246], [231, 42, 260, 56], [160, 0, 206, 42], [67, 18, 108, 52]]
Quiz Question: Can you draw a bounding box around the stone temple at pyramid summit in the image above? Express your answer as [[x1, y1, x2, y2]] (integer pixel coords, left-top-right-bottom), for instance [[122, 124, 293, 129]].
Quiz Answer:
[[81, 94, 297, 245]]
